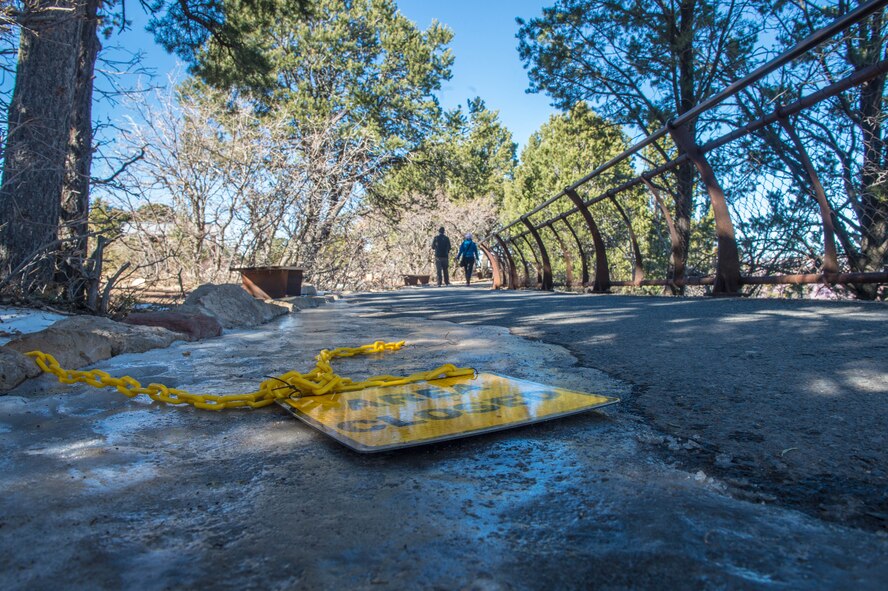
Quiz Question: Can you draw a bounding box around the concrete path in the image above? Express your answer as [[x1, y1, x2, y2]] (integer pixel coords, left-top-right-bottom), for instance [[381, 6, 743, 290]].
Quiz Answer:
[[1, 291, 887, 589]]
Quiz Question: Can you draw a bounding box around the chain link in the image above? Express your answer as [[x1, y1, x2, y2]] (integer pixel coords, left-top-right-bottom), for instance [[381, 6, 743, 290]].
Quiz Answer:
[[25, 341, 476, 411]]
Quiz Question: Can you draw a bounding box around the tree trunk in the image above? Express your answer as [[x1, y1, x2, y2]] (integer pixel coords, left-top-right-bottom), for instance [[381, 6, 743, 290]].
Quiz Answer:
[[852, 10, 888, 300], [59, 0, 101, 302], [672, 160, 694, 290], [855, 81, 888, 300], [668, 0, 698, 294], [0, 1, 83, 289]]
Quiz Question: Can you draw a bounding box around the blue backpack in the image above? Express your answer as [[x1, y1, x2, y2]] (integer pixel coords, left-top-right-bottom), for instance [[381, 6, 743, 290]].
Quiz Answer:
[[459, 240, 478, 265]]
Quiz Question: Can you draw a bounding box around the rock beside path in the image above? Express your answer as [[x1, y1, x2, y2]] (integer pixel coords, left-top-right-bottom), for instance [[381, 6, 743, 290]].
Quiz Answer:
[[0, 284, 317, 392], [3, 316, 182, 375], [0, 348, 41, 391], [183, 284, 289, 329], [124, 311, 223, 341]]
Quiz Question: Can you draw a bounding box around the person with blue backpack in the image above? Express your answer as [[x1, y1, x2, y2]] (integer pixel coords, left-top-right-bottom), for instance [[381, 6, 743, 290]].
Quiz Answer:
[[455, 233, 480, 286]]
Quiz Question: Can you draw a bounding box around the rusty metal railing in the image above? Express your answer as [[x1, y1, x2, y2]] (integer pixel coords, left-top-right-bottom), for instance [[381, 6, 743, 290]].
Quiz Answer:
[[486, 0, 888, 296]]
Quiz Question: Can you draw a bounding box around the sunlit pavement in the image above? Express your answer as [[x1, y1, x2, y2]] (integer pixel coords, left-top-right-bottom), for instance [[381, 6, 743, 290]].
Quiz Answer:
[[1, 292, 887, 589]]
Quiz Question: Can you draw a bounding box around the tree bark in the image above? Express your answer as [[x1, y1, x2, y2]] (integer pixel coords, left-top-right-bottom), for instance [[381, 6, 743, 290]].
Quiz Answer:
[[668, 0, 698, 294], [852, 9, 888, 300], [0, 1, 83, 287], [59, 0, 101, 301]]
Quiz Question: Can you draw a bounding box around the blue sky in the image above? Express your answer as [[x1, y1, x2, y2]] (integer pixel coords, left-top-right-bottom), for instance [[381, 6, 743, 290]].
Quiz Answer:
[[397, 0, 557, 150], [118, 1, 557, 152]]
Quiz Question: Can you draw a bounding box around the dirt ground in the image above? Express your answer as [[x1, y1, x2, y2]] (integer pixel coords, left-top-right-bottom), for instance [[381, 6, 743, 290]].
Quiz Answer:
[[1, 290, 887, 590]]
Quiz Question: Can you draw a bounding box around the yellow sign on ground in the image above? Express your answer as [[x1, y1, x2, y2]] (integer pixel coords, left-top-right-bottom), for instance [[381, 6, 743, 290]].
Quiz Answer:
[[278, 373, 619, 452]]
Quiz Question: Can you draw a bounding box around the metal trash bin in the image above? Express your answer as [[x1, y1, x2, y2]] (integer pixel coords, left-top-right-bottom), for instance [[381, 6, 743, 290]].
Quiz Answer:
[[231, 266, 304, 299]]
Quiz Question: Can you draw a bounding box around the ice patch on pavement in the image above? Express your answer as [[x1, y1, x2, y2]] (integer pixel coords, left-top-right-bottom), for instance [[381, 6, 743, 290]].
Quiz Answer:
[[0, 306, 66, 345], [93, 409, 186, 445], [69, 461, 159, 492], [25, 438, 106, 460]]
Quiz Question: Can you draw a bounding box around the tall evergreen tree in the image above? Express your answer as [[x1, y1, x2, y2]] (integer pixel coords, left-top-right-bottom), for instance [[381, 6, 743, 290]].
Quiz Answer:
[[0, 0, 304, 300], [375, 97, 517, 206], [0, 1, 90, 290], [739, 1, 888, 299], [516, 0, 761, 289], [503, 103, 631, 220], [503, 103, 652, 284], [166, 0, 455, 273]]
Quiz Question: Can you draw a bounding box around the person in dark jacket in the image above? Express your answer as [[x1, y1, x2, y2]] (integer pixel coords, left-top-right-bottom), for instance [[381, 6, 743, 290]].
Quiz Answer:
[[455, 233, 479, 285], [431, 227, 452, 286]]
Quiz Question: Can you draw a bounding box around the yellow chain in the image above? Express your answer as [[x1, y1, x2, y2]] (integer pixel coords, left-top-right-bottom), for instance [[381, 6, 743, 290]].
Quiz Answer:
[[25, 341, 475, 411]]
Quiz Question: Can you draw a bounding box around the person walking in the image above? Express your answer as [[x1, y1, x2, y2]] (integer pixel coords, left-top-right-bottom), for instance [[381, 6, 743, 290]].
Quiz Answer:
[[431, 226, 452, 286], [455, 233, 479, 286]]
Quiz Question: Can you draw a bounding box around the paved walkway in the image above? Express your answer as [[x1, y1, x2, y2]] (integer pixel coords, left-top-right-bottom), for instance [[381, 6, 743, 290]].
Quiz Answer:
[[1, 290, 886, 589], [352, 287, 888, 531]]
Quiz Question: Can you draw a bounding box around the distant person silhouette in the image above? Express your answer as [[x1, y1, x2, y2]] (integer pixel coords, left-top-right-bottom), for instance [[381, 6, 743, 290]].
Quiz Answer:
[[431, 226, 451, 286], [455, 233, 479, 286]]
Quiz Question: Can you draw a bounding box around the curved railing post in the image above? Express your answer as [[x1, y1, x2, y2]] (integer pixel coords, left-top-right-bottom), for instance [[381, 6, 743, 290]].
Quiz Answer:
[[642, 177, 684, 290], [562, 216, 590, 286], [668, 120, 741, 295], [520, 235, 543, 287], [509, 238, 533, 287], [778, 117, 840, 274], [490, 243, 509, 288], [545, 222, 573, 289], [521, 217, 554, 290], [565, 188, 611, 292], [608, 192, 645, 285], [494, 234, 519, 289], [478, 242, 501, 289]]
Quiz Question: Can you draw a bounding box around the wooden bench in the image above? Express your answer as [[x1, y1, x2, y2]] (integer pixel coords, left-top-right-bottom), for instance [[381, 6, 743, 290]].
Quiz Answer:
[[403, 274, 430, 286]]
